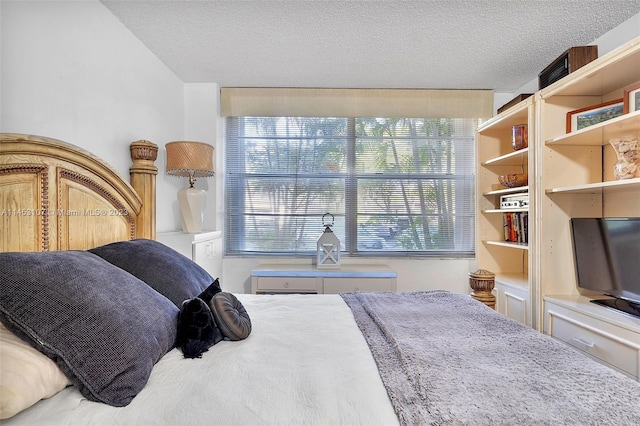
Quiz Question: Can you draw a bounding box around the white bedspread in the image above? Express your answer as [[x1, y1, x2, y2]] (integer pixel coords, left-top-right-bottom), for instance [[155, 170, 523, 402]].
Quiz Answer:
[[6, 294, 398, 426]]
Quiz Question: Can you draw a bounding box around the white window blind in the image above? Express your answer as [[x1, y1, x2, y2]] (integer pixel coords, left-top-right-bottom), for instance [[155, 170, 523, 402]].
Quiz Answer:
[[354, 118, 476, 253], [225, 116, 478, 257], [223, 88, 490, 257], [226, 117, 348, 254]]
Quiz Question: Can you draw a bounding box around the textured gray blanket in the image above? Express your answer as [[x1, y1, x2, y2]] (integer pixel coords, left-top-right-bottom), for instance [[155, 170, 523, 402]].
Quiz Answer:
[[341, 290, 640, 425]]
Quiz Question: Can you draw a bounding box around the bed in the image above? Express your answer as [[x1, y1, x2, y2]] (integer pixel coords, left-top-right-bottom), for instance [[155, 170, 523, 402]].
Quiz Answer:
[[1, 133, 640, 425]]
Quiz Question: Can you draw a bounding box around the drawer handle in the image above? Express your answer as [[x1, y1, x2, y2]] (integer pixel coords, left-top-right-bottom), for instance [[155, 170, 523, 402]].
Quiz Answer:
[[284, 282, 289, 288], [572, 336, 595, 348]]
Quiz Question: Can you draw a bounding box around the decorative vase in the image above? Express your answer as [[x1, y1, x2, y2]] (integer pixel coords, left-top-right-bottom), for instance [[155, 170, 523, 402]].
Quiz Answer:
[[512, 125, 528, 151], [609, 136, 639, 180]]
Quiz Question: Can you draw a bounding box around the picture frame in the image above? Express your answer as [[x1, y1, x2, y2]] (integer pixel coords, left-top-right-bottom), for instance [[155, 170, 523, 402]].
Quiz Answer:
[[566, 99, 624, 133], [623, 82, 640, 114]]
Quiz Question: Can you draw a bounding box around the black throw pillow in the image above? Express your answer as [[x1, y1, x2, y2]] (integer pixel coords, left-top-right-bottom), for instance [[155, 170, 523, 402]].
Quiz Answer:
[[176, 297, 223, 359], [176, 279, 252, 359], [198, 278, 222, 303]]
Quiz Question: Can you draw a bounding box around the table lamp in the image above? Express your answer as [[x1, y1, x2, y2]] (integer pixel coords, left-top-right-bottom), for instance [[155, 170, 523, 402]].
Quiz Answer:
[[165, 141, 214, 233]]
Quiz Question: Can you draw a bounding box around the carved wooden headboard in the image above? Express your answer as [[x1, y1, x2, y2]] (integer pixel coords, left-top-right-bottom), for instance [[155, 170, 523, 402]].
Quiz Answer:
[[0, 133, 157, 252]]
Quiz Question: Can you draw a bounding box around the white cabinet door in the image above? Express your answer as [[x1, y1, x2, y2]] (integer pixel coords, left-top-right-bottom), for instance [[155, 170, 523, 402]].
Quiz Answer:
[[494, 281, 529, 326], [193, 236, 222, 281]]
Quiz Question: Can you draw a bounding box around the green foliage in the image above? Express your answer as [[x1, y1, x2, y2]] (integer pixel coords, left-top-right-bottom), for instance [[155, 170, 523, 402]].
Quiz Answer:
[[228, 116, 473, 254]]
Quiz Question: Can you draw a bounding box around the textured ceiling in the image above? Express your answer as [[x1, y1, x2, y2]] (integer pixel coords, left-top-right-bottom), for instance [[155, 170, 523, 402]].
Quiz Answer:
[[101, 0, 640, 92]]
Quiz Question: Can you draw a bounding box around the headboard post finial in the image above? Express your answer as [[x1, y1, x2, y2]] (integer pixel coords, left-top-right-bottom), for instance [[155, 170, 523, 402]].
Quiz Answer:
[[130, 140, 158, 240], [130, 140, 158, 164]]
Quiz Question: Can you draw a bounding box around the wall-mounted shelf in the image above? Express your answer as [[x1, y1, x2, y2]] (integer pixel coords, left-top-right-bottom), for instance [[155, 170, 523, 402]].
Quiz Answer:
[[546, 177, 640, 194], [485, 240, 528, 250], [481, 148, 529, 166], [546, 111, 640, 147], [483, 186, 529, 196], [540, 37, 640, 98], [482, 208, 528, 214]]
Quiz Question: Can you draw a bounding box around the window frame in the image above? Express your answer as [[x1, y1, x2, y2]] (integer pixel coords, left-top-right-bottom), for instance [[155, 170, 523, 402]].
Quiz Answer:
[[225, 116, 476, 258]]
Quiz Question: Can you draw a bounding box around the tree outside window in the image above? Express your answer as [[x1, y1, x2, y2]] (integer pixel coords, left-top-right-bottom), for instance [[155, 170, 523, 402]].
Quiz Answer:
[[225, 116, 475, 257]]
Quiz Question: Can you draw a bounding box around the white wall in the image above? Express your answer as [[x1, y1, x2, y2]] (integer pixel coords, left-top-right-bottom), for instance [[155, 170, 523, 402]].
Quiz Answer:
[[184, 83, 220, 233], [0, 0, 185, 231]]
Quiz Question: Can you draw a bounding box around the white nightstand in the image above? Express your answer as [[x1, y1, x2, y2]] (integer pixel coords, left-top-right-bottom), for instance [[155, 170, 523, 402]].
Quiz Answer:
[[156, 231, 222, 281]]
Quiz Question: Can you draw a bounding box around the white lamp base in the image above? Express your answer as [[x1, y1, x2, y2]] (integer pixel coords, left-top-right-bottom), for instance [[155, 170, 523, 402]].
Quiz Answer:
[[177, 187, 206, 233]]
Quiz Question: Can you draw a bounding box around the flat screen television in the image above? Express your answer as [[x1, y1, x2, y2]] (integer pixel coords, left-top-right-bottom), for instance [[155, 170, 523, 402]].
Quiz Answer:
[[570, 217, 640, 319]]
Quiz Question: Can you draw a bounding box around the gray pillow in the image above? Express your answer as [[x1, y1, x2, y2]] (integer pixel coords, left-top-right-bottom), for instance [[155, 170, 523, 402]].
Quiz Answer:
[[0, 251, 178, 407], [89, 239, 213, 307]]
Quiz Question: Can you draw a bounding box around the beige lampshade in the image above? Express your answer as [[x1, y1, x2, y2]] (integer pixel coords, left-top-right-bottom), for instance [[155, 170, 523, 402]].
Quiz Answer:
[[165, 141, 214, 178]]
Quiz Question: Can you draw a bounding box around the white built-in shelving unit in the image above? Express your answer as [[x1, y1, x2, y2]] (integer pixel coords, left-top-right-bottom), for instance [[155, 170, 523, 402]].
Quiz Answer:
[[477, 36, 640, 380]]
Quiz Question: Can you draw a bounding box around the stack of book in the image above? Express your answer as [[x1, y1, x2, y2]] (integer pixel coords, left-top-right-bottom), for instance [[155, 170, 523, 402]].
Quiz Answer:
[[503, 212, 528, 244]]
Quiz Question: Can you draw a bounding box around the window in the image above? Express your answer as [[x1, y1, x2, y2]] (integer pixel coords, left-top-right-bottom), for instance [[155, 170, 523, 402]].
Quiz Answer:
[[225, 116, 477, 257]]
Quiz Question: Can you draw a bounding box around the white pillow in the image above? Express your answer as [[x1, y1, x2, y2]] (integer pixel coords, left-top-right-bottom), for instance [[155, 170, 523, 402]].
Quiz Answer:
[[0, 322, 71, 419]]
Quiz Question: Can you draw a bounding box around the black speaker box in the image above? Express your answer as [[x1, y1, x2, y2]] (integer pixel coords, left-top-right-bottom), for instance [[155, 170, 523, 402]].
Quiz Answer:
[[539, 46, 598, 90]]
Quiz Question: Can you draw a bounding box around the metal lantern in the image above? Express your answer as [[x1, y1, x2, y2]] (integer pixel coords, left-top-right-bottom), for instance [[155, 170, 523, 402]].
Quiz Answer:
[[317, 213, 341, 269]]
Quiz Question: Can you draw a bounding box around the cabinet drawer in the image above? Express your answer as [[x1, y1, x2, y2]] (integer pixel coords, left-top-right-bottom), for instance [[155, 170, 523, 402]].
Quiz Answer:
[[256, 276, 318, 293], [323, 278, 393, 294], [547, 311, 640, 378]]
